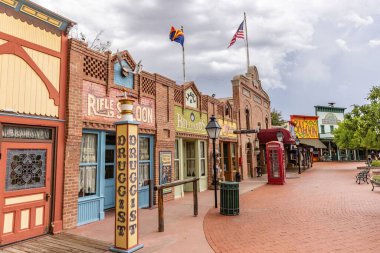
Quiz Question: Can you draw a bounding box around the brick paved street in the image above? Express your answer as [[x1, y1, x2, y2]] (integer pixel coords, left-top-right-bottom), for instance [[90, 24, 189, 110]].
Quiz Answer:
[[204, 162, 380, 253]]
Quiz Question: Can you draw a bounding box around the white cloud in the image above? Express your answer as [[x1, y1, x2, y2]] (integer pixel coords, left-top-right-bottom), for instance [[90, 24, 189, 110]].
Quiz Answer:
[[345, 12, 374, 28], [335, 39, 350, 51], [368, 39, 380, 47], [33, 0, 380, 117]]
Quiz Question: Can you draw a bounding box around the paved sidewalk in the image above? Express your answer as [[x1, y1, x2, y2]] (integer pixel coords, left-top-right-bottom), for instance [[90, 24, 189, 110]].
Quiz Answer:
[[68, 177, 267, 253], [204, 162, 380, 253]]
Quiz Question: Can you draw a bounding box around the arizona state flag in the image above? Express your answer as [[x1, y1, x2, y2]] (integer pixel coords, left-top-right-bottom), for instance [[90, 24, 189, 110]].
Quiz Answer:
[[169, 26, 184, 46]]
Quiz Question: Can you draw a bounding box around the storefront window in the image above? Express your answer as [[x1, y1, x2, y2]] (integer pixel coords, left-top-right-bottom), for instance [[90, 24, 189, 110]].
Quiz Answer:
[[223, 143, 230, 172], [139, 137, 151, 187], [79, 134, 98, 198], [175, 139, 180, 180], [186, 142, 196, 177], [139, 137, 150, 161], [231, 143, 237, 171], [139, 163, 150, 187], [105, 133, 116, 145], [200, 141, 206, 176]]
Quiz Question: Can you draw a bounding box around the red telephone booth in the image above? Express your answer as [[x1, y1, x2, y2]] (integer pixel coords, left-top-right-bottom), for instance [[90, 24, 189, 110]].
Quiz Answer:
[[266, 141, 286, 185]]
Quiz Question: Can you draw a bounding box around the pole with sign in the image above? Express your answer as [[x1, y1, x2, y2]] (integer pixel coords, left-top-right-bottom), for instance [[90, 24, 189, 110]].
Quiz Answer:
[[110, 91, 143, 253]]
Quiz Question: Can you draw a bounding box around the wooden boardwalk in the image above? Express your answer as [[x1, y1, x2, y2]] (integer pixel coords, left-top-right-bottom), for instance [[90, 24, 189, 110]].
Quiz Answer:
[[0, 233, 111, 253]]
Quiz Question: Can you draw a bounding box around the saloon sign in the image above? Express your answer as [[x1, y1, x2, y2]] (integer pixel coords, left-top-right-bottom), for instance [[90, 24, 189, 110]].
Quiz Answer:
[[83, 82, 154, 128]]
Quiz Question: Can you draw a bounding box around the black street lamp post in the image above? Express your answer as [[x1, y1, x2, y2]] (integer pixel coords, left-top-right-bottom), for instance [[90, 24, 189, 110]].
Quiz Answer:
[[310, 147, 314, 167], [295, 137, 301, 174], [206, 115, 221, 208]]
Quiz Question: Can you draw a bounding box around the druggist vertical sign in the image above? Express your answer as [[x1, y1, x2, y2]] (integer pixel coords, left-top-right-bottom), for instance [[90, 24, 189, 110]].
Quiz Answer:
[[111, 122, 143, 253]]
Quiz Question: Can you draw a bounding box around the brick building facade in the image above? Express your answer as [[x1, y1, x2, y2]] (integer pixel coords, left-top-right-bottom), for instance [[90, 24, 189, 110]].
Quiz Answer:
[[232, 67, 272, 179], [63, 39, 247, 229]]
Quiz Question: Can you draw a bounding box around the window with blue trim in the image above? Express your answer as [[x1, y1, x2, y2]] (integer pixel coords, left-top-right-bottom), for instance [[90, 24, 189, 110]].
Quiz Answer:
[[114, 61, 134, 89], [79, 133, 98, 198]]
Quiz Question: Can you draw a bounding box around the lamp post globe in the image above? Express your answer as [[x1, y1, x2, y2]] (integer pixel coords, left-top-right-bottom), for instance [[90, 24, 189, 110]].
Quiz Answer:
[[206, 115, 221, 208], [276, 130, 284, 142]]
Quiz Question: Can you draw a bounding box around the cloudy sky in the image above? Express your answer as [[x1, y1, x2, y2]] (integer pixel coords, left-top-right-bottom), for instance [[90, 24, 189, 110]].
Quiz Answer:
[[36, 0, 380, 118]]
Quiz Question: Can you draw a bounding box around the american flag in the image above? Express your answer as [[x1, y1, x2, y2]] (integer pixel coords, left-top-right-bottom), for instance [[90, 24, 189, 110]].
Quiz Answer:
[[228, 20, 245, 48]]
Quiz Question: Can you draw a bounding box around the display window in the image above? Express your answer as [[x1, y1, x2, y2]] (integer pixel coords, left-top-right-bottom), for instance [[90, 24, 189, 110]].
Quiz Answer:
[[79, 133, 98, 198]]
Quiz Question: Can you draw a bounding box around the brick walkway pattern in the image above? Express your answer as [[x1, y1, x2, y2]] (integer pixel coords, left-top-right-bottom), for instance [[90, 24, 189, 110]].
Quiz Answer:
[[204, 162, 380, 253]]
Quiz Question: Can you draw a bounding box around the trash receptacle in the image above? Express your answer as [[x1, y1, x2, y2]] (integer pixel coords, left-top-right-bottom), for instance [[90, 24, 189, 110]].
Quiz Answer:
[[220, 181, 239, 216]]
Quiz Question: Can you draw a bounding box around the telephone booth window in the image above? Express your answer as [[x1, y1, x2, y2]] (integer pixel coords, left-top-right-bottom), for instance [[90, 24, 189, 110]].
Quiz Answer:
[[269, 149, 280, 178]]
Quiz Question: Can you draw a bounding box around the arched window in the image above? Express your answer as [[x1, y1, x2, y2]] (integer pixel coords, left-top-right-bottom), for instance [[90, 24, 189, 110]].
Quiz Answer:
[[265, 117, 269, 129], [245, 108, 250, 130], [258, 122, 261, 130], [225, 106, 229, 117]]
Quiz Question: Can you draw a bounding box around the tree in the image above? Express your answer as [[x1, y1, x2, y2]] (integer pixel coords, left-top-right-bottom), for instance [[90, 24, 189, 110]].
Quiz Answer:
[[334, 86, 380, 150], [69, 26, 111, 53], [271, 108, 287, 126]]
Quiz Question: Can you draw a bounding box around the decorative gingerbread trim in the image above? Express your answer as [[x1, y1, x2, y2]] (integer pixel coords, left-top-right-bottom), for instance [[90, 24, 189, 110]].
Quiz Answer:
[[0, 41, 60, 105]]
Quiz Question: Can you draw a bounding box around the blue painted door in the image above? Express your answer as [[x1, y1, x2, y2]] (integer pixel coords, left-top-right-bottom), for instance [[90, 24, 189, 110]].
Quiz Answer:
[[138, 135, 153, 208], [104, 144, 116, 209]]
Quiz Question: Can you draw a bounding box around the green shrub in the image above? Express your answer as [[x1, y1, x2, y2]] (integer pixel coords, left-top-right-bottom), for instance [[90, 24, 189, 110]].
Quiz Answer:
[[371, 160, 380, 167]]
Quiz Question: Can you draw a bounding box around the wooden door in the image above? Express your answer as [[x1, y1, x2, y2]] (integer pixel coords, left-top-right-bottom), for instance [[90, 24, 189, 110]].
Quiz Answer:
[[0, 142, 52, 245], [138, 136, 153, 208], [184, 141, 196, 192]]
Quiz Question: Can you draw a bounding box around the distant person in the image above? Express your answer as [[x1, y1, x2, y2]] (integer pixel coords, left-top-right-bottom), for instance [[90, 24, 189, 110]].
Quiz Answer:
[[368, 154, 372, 166]]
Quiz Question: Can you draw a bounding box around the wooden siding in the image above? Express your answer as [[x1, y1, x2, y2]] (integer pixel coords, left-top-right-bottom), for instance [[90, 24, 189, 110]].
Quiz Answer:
[[0, 54, 58, 117], [0, 12, 61, 52], [23, 46, 60, 91]]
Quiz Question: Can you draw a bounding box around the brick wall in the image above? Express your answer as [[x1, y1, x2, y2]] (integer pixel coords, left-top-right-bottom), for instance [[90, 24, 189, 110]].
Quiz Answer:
[[63, 39, 86, 229], [154, 74, 176, 203]]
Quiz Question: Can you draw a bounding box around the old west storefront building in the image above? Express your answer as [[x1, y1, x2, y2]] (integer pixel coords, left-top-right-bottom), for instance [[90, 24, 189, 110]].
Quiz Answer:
[[64, 40, 177, 228], [0, 1, 72, 244], [232, 66, 271, 179], [64, 37, 244, 228], [290, 115, 326, 164], [173, 84, 239, 198]]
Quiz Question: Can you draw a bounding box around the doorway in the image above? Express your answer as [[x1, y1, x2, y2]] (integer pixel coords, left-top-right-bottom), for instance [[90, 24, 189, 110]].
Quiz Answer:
[[184, 141, 196, 192], [0, 142, 52, 245], [246, 143, 253, 178], [138, 135, 153, 208]]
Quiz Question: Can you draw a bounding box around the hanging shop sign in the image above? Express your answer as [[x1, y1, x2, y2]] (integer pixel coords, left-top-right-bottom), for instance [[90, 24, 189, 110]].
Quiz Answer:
[[321, 113, 341, 125], [112, 122, 143, 252], [174, 106, 207, 135], [83, 81, 154, 128], [159, 151, 172, 194], [217, 120, 237, 139], [290, 115, 319, 139]]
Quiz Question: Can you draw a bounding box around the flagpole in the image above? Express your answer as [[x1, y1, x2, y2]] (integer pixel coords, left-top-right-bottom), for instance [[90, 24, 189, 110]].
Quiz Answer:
[[181, 25, 186, 83], [244, 12, 250, 73]]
